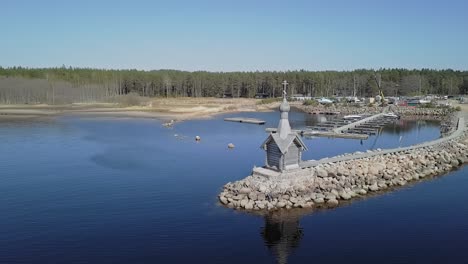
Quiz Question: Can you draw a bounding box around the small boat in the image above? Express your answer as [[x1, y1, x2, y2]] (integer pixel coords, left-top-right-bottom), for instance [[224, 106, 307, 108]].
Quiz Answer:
[[344, 115, 362, 120], [383, 113, 400, 119]]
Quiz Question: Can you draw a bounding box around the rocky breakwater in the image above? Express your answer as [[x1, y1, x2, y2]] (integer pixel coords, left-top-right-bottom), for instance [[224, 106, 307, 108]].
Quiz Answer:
[[298, 104, 455, 117], [219, 132, 468, 211], [300, 105, 381, 115], [393, 106, 454, 117]]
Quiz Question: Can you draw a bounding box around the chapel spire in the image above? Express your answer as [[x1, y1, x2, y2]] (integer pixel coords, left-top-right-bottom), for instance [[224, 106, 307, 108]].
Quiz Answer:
[[277, 80, 291, 139]]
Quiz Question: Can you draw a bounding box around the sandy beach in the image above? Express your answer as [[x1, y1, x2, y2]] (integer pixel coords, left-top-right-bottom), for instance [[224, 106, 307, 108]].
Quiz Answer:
[[0, 98, 280, 121]]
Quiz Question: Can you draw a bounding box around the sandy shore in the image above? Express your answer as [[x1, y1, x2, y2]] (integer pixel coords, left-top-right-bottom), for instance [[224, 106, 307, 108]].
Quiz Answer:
[[0, 98, 279, 121]]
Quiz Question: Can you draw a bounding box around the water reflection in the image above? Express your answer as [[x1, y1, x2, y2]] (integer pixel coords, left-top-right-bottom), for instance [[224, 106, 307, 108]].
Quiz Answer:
[[384, 119, 440, 135], [261, 212, 304, 264]]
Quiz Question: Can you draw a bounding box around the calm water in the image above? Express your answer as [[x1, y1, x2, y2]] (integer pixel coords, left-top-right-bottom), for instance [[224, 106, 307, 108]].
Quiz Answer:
[[1, 110, 467, 263]]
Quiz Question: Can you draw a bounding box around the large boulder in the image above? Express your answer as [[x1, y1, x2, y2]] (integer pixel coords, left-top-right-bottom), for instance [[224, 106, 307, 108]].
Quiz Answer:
[[239, 187, 251, 194], [316, 167, 328, 178], [369, 184, 379, 192], [327, 199, 339, 207], [339, 191, 352, 200], [368, 166, 379, 176], [313, 197, 325, 204], [219, 196, 228, 204], [276, 201, 286, 208]]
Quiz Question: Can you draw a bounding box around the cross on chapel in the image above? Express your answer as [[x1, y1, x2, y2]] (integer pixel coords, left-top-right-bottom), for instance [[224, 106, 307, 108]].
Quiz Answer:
[[282, 80, 288, 98]]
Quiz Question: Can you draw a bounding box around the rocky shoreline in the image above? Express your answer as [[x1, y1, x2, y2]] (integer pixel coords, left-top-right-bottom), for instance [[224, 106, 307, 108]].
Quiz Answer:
[[297, 104, 454, 117], [219, 116, 467, 211]]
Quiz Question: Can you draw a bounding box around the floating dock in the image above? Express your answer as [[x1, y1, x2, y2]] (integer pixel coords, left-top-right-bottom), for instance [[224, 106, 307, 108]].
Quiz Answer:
[[263, 109, 401, 140], [224, 117, 266, 125], [265, 128, 368, 139]]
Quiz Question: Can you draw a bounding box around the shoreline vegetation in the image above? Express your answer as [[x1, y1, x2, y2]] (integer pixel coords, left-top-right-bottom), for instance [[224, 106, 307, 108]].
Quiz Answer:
[[1, 68, 468, 103], [1, 67, 468, 122]]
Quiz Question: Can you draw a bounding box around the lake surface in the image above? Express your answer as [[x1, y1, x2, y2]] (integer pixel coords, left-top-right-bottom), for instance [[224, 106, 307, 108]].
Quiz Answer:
[[1, 110, 467, 263]]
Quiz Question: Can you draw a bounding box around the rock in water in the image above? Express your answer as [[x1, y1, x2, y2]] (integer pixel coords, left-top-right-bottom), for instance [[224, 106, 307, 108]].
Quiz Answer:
[[276, 201, 286, 208], [228, 143, 235, 149], [327, 199, 339, 207], [313, 197, 325, 204], [219, 196, 228, 204], [369, 184, 379, 192], [339, 191, 352, 200]]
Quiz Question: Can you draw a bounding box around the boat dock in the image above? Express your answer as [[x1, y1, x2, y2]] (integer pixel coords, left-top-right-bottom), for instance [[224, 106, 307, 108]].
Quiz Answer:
[[265, 128, 369, 139], [265, 109, 398, 140], [224, 117, 266, 125], [334, 114, 398, 135]]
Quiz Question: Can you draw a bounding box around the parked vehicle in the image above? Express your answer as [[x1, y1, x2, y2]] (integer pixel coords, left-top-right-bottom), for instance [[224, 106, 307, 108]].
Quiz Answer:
[[318, 97, 333, 104]]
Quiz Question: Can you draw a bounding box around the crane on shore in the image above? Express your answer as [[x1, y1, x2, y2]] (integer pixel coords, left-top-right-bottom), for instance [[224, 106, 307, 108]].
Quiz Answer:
[[373, 72, 387, 106]]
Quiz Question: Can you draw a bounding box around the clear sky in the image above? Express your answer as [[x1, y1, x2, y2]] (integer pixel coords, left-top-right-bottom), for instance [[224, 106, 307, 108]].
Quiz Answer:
[[1, 0, 468, 71]]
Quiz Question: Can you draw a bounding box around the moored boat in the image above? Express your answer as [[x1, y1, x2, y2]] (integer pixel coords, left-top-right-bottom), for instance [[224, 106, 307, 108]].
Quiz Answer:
[[344, 114, 362, 120]]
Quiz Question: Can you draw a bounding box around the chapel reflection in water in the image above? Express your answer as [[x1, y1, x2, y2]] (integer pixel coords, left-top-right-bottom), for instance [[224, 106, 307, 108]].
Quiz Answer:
[[261, 212, 304, 264]]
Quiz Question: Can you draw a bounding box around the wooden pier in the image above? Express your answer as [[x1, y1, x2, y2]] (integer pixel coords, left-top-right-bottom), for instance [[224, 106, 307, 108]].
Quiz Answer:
[[224, 117, 266, 125]]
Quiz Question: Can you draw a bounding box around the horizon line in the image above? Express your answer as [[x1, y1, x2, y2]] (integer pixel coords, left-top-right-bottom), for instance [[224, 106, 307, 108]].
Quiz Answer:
[[1, 65, 468, 73]]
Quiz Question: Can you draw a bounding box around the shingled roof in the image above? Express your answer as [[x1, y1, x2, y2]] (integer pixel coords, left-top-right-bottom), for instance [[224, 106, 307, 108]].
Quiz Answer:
[[261, 132, 308, 154]]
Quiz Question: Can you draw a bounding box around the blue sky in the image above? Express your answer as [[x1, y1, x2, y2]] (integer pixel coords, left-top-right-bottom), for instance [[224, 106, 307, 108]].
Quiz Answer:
[[1, 0, 468, 71]]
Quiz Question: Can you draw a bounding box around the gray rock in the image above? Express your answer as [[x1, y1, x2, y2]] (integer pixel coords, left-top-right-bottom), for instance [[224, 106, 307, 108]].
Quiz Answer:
[[219, 196, 228, 204], [257, 193, 266, 201], [339, 191, 352, 200], [357, 189, 367, 195], [330, 189, 339, 196], [257, 202, 266, 209], [383, 174, 393, 180], [313, 197, 325, 204], [293, 202, 302, 208], [232, 194, 244, 201], [240, 199, 248, 207], [248, 192, 257, 200], [267, 202, 275, 210], [369, 167, 379, 176], [369, 184, 379, 192], [276, 201, 286, 208], [316, 167, 328, 178], [239, 187, 251, 194], [325, 193, 336, 201], [315, 193, 325, 199], [327, 199, 339, 207]]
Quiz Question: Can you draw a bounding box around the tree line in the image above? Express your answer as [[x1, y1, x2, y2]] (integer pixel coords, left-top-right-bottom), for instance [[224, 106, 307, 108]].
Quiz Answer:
[[0, 66, 467, 104]]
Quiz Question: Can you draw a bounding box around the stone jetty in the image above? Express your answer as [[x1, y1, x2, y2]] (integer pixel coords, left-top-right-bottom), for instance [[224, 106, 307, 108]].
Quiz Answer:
[[219, 129, 468, 211], [299, 104, 454, 117], [219, 81, 467, 211]]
